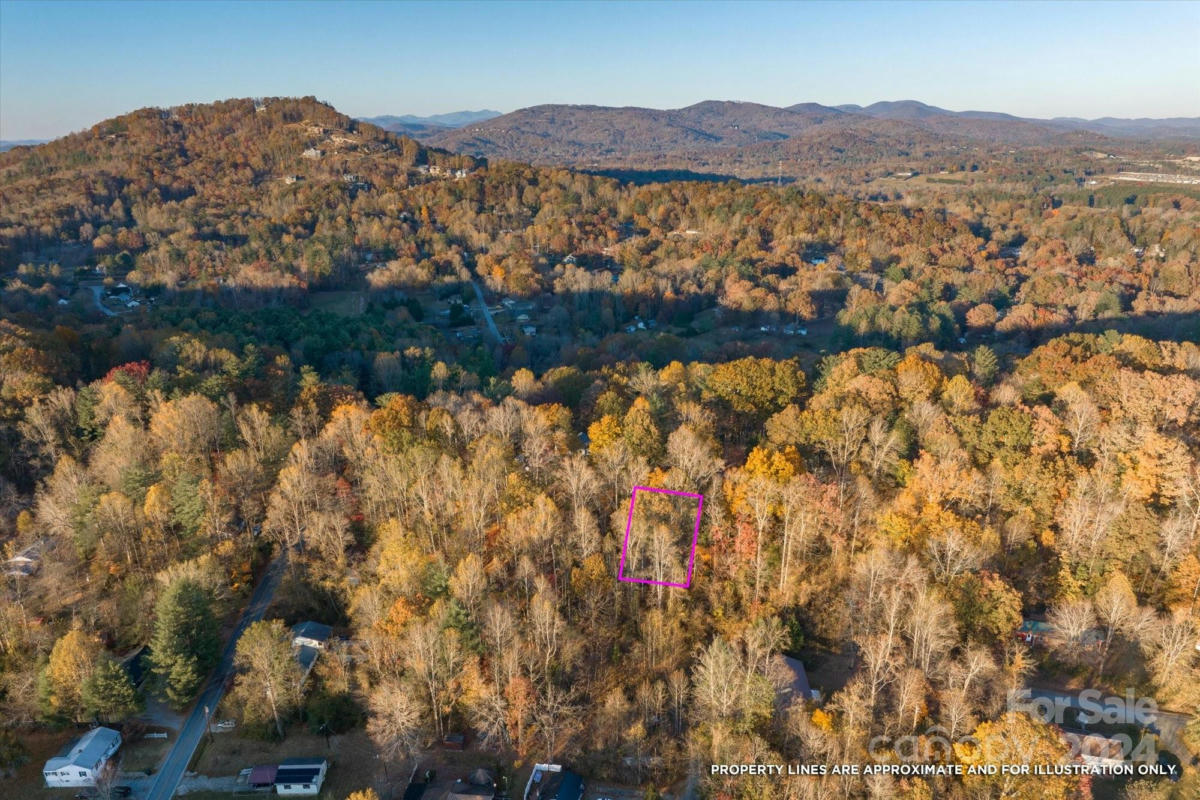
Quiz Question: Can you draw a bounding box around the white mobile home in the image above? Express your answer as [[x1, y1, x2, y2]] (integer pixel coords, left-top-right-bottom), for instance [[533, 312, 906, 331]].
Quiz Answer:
[[43, 726, 121, 787]]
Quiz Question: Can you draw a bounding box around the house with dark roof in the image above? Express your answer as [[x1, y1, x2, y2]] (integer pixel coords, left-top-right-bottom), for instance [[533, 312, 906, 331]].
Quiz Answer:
[[120, 644, 153, 687], [447, 768, 497, 799], [772, 654, 818, 706], [523, 763, 583, 800], [275, 757, 328, 796], [247, 764, 278, 788]]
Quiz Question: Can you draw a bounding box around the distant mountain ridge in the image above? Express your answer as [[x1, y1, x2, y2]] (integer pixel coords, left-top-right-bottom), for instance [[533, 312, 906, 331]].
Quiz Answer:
[[358, 109, 502, 138], [837, 99, 1200, 138], [0, 139, 49, 153], [421, 99, 1199, 172], [360, 109, 502, 128]]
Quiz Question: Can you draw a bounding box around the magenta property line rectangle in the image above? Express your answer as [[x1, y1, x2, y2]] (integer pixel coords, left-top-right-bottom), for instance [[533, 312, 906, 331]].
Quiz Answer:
[[617, 485, 705, 589]]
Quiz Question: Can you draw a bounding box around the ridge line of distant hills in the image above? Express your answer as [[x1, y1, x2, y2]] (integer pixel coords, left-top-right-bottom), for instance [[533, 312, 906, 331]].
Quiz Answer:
[[5, 99, 1195, 169], [348, 99, 1199, 175], [364, 99, 1200, 139]]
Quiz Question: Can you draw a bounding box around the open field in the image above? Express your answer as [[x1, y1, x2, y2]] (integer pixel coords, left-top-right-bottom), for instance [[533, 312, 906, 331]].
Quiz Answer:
[[1, 729, 84, 800], [309, 290, 367, 316], [119, 729, 173, 774]]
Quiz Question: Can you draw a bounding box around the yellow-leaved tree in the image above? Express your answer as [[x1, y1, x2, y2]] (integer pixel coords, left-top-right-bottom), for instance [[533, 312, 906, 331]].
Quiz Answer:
[[41, 628, 100, 720], [956, 712, 1077, 799]]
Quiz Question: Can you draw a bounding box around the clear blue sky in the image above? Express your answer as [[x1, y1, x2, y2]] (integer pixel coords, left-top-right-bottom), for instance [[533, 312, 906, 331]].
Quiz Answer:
[[1, 0, 1197, 140]]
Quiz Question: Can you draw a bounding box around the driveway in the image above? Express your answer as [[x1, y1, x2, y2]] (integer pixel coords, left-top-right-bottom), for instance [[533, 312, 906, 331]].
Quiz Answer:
[[85, 283, 118, 317], [1024, 687, 1194, 762], [142, 552, 287, 800]]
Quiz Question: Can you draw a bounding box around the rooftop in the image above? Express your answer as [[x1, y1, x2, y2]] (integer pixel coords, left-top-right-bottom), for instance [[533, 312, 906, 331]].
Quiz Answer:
[[773, 654, 814, 703], [45, 727, 120, 772], [292, 621, 332, 643]]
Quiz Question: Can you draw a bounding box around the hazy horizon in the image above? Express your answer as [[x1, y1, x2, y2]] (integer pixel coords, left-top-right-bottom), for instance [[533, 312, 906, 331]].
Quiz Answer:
[[2, 0, 1198, 140]]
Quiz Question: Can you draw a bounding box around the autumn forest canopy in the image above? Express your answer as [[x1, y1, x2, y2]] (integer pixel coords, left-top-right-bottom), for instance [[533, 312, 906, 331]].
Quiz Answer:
[[1, 96, 1199, 800]]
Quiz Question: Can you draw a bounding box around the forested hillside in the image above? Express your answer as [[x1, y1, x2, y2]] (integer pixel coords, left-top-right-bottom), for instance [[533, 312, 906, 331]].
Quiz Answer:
[[1, 97, 1199, 800], [426, 100, 1200, 181], [0, 96, 475, 286]]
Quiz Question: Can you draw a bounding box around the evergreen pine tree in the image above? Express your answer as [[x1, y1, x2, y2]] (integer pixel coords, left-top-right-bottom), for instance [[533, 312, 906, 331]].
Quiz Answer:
[[149, 579, 220, 706], [82, 656, 142, 722]]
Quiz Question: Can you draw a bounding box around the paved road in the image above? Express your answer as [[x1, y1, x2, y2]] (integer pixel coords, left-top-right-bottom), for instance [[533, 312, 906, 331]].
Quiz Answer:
[[143, 553, 287, 800], [1024, 687, 1194, 761], [469, 279, 503, 343]]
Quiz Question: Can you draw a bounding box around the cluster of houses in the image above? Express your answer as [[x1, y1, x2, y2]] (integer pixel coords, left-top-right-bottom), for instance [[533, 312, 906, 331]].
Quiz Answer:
[[103, 282, 148, 311], [756, 323, 808, 336], [418, 165, 470, 180], [36, 622, 331, 791]]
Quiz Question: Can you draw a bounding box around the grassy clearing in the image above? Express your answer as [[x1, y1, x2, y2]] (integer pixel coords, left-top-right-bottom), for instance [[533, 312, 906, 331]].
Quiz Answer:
[[309, 291, 366, 316], [118, 729, 172, 774], [192, 729, 379, 799], [0, 729, 80, 800]]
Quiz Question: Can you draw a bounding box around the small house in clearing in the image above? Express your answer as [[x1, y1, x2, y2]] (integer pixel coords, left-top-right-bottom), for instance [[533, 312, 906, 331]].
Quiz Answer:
[[1016, 619, 1055, 647], [1017, 618, 1105, 650], [5, 540, 43, 577], [275, 757, 329, 796], [292, 621, 332, 680], [43, 726, 121, 787]]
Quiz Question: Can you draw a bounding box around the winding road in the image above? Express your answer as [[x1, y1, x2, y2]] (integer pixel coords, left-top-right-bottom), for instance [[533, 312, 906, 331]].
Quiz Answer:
[[142, 552, 287, 800]]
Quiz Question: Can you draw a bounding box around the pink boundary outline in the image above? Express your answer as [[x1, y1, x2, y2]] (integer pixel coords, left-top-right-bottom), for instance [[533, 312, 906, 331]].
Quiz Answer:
[[617, 485, 705, 588]]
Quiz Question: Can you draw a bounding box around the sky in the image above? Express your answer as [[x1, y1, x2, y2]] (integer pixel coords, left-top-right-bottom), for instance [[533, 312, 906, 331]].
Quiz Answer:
[[1, 0, 1198, 140]]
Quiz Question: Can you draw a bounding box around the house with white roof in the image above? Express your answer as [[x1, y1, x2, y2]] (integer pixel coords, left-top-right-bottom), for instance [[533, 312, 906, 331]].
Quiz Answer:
[[292, 621, 332, 682], [5, 540, 43, 577], [43, 726, 121, 787]]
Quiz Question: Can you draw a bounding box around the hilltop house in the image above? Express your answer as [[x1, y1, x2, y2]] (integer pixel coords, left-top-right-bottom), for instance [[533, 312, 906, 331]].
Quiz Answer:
[[43, 726, 121, 787]]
